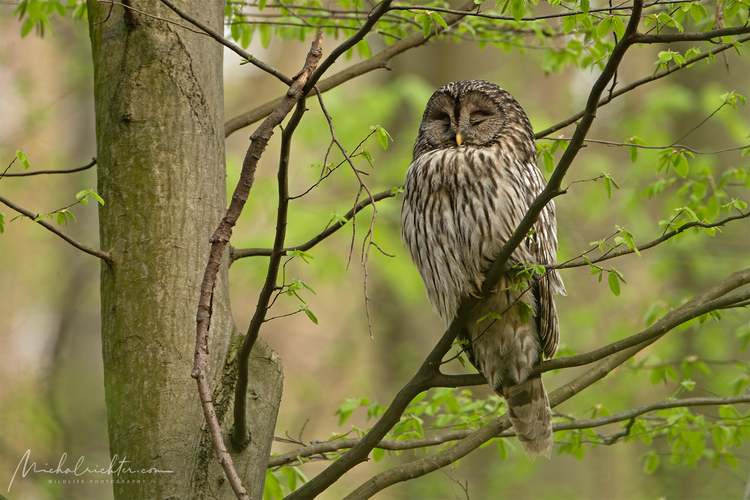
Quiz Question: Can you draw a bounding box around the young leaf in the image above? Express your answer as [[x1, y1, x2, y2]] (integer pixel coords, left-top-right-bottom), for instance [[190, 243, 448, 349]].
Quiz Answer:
[[16, 150, 30, 169], [608, 271, 621, 296]]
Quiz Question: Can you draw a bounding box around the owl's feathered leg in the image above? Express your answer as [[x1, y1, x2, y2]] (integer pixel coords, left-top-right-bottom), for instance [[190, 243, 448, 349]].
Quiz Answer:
[[504, 374, 553, 460]]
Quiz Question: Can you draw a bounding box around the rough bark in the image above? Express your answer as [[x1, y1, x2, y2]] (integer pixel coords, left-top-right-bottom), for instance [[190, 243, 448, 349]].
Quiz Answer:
[[87, 1, 283, 498]]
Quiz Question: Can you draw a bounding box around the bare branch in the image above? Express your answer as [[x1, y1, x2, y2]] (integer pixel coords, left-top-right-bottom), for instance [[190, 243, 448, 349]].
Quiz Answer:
[[0, 195, 113, 265], [0, 158, 97, 178], [229, 187, 398, 263], [158, 0, 293, 85], [192, 33, 324, 500], [233, 88, 312, 449]]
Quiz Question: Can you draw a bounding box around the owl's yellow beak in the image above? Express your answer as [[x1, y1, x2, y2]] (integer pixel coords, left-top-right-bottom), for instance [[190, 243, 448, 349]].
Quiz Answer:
[[455, 133, 463, 146]]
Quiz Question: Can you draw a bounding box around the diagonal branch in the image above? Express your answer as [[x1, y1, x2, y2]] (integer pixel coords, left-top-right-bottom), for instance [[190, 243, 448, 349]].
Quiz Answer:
[[631, 25, 750, 43], [0, 195, 113, 264], [288, 5, 645, 497], [344, 266, 750, 499], [191, 33, 323, 500], [435, 268, 750, 388]]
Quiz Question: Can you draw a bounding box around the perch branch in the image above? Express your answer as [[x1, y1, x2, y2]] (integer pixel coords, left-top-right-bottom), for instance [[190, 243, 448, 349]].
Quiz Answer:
[[269, 394, 750, 467]]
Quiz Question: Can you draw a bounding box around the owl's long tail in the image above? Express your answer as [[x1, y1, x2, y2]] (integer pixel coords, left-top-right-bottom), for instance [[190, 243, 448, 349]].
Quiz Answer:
[[504, 374, 553, 460]]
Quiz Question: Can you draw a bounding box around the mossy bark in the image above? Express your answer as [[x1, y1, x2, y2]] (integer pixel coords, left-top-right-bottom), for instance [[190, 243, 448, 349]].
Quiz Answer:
[[87, 1, 283, 498]]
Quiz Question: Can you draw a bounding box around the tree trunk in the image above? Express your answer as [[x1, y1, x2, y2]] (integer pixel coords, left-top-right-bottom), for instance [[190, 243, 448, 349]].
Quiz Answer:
[[87, 1, 283, 498]]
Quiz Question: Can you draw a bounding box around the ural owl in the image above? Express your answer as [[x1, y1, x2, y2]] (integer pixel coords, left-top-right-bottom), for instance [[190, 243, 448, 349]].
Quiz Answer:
[[401, 80, 566, 458]]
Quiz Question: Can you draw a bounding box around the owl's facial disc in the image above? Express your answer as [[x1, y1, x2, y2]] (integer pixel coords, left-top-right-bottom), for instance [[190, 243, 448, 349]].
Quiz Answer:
[[454, 92, 504, 147]]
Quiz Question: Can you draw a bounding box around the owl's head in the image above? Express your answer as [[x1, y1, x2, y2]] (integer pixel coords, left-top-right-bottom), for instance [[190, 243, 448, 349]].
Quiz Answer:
[[412, 80, 535, 161]]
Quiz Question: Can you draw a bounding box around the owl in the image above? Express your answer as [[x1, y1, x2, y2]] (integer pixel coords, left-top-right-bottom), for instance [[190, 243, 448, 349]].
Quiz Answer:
[[401, 80, 566, 458]]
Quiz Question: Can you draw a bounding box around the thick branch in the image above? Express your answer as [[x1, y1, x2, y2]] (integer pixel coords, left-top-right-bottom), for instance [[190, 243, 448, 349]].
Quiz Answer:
[[345, 336, 651, 498], [269, 394, 750, 467], [0, 195, 113, 264], [192, 33, 323, 500], [436, 268, 750, 388], [0, 158, 97, 177], [535, 34, 750, 139], [158, 0, 292, 85], [225, 0, 477, 137], [229, 187, 398, 262], [536, 271, 750, 374]]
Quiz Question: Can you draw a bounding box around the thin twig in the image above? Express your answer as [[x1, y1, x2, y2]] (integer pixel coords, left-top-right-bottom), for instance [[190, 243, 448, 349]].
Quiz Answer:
[[0, 195, 113, 264], [552, 211, 750, 270], [158, 0, 293, 85], [0, 158, 97, 178], [314, 87, 380, 339], [229, 187, 398, 263], [535, 34, 750, 139]]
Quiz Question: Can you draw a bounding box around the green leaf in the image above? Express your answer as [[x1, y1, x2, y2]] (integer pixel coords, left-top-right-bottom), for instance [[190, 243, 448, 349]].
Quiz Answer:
[[356, 39, 371, 59], [298, 305, 318, 325], [645, 452, 660, 474], [580, 0, 590, 13], [288, 249, 314, 263], [476, 312, 503, 323], [16, 150, 30, 169], [414, 12, 431, 38], [258, 0, 268, 11], [0, 212, 4, 234], [510, 0, 525, 21], [431, 11, 449, 31], [264, 469, 283, 500], [608, 271, 620, 296], [597, 16, 612, 38], [562, 14, 577, 33], [673, 152, 689, 178], [331, 211, 348, 227], [372, 125, 393, 149], [611, 16, 625, 38], [259, 24, 272, 49], [372, 447, 385, 462]]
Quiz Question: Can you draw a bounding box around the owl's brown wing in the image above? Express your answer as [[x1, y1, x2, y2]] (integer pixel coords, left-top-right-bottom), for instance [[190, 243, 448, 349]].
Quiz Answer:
[[524, 162, 566, 360]]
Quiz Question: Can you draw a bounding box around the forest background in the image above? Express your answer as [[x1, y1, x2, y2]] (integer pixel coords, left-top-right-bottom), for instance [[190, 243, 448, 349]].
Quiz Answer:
[[0, 0, 748, 498]]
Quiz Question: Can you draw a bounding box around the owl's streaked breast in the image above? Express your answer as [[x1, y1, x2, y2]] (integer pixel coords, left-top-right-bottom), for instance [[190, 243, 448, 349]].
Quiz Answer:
[[401, 145, 536, 323]]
